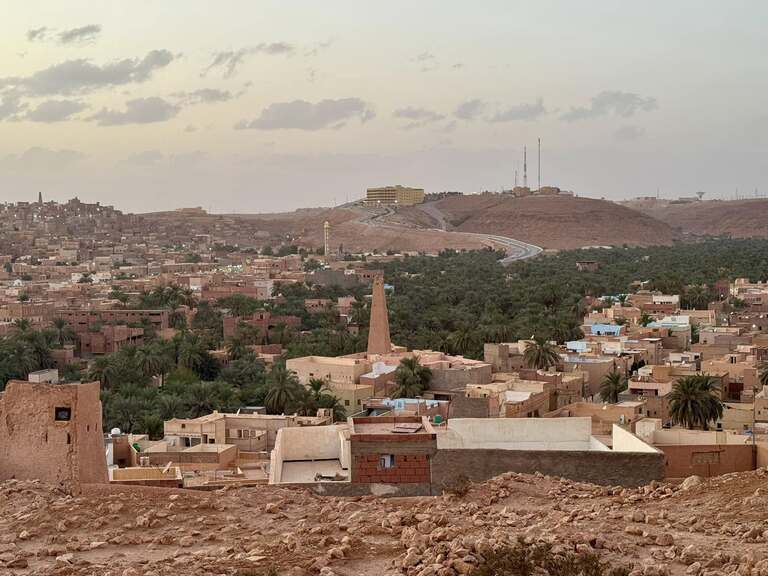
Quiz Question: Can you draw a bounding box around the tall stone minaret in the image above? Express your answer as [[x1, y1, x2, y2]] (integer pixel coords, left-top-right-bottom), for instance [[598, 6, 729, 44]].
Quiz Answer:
[[38, 191, 43, 204], [367, 275, 392, 355]]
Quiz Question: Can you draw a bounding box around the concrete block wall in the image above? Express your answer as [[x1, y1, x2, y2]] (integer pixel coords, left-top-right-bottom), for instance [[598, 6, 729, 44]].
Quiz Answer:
[[431, 449, 664, 488]]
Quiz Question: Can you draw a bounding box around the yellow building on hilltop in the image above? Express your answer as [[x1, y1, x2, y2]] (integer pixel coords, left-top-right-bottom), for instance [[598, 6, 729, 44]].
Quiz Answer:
[[365, 185, 425, 206]]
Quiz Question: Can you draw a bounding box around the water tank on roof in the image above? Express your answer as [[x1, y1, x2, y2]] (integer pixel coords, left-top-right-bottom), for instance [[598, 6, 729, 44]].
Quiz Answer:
[[110, 428, 122, 436]]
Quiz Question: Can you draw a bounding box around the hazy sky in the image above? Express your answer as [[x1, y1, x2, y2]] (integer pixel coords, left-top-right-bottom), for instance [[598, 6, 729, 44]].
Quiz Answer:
[[1, 1, 766, 213]]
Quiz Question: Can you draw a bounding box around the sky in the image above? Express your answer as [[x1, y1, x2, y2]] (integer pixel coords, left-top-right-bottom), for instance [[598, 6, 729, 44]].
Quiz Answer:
[[0, 1, 767, 213]]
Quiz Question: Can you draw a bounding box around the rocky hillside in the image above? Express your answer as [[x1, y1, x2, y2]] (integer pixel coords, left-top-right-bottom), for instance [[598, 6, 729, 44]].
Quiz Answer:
[[142, 207, 487, 254], [415, 195, 679, 249], [1, 468, 767, 575], [623, 199, 768, 238]]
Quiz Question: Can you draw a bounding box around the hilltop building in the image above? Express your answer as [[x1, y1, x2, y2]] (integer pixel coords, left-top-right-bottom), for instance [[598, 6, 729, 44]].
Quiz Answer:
[[365, 185, 425, 206]]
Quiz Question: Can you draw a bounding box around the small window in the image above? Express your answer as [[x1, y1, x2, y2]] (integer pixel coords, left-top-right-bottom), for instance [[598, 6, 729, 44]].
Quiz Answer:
[[379, 454, 396, 469], [344, 400, 350, 406], [181, 423, 186, 429], [55, 407, 72, 421]]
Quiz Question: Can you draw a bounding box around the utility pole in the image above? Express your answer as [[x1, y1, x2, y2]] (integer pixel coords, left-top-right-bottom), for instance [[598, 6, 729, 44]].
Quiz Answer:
[[523, 146, 528, 188], [537, 137, 541, 191]]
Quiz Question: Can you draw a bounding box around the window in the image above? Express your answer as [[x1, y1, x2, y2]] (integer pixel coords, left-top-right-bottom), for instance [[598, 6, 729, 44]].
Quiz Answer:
[[54, 407, 71, 421], [344, 400, 350, 406], [379, 454, 395, 469]]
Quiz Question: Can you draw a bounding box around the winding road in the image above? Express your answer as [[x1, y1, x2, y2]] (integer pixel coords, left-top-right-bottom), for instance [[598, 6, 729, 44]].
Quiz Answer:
[[348, 201, 542, 265], [416, 202, 542, 265]]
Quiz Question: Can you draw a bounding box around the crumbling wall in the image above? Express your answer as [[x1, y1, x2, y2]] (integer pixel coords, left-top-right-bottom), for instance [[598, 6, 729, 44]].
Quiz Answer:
[[0, 381, 107, 487]]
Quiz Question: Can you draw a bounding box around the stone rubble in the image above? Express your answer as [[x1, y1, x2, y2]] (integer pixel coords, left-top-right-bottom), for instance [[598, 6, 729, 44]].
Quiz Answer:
[[0, 468, 766, 575]]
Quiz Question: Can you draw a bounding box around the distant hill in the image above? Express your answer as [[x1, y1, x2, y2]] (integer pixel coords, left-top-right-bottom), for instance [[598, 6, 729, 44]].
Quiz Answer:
[[411, 194, 679, 249], [622, 198, 768, 238], [142, 206, 488, 253]]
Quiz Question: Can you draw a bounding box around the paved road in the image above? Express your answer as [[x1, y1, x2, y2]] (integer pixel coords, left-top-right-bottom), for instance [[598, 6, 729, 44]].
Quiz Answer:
[[478, 233, 543, 264], [353, 202, 542, 265], [416, 202, 542, 265]]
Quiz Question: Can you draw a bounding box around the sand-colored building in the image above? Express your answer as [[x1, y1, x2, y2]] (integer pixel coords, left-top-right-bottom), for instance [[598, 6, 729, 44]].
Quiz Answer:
[[365, 185, 425, 206], [163, 411, 331, 451], [0, 380, 108, 487]]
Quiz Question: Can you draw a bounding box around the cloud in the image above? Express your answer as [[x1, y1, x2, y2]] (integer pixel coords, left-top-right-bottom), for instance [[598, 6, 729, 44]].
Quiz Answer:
[[454, 99, 486, 121], [26, 27, 49, 42], [0, 92, 25, 120], [413, 52, 435, 62], [24, 99, 88, 122], [304, 39, 334, 57], [174, 88, 234, 105], [58, 24, 101, 45], [489, 98, 546, 122], [27, 24, 101, 44], [203, 43, 294, 78], [0, 49, 174, 96], [235, 98, 374, 131], [393, 107, 445, 129], [127, 150, 165, 165], [89, 97, 179, 126], [0, 147, 85, 171], [561, 91, 657, 121], [614, 125, 644, 141]]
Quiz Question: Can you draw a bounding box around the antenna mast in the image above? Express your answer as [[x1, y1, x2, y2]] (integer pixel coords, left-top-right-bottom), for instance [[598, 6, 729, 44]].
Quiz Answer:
[[523, 146, 528, 188], [537, 137, 541, 191]]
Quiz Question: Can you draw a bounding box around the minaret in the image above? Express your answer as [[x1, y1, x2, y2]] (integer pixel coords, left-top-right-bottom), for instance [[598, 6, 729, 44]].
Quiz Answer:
[[37, 191, 43, 204], [367, 275, 392, 355], [323, 221, 330, 257]]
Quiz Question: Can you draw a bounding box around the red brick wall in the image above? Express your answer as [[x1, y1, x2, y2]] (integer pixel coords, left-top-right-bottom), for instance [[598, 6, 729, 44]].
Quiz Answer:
[[352, 453, 430, 484]]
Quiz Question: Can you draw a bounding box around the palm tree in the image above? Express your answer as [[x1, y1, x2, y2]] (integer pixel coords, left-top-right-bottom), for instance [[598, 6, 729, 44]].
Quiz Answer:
[[447, 327, 481, 356], [264, 364, 302, 414], [639, 313, 653, 327], [109, 286, 130, 308], [178, 336, 205, 372], [293, 387, 318, 417], [523, 337, 561, 370], [308, 377, 329, 401], [12, 318, 32, 333], [226, 336, 249, 361], [393, 356, 432, 398], [669, 375, 724, 430], [318, 393, 347, 422], [51, 318, 75, 347], [599, 370, 628, 404], [88, 355, 113, 387], [157, 394, 186, 420], [186, 381, 218, 418], [136, 343, 173, 386]]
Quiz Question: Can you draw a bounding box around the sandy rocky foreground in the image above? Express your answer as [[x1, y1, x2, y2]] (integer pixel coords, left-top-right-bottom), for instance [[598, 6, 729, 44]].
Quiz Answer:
[[1, 469, 767, 576]]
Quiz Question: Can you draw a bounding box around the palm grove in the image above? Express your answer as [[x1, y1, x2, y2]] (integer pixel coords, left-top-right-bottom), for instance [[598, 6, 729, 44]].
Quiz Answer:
[[3, 238, 768, 435]]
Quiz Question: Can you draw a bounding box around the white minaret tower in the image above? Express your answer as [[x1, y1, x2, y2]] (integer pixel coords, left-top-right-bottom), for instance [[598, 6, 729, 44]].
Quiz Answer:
[[323, 220, 331, 257]]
